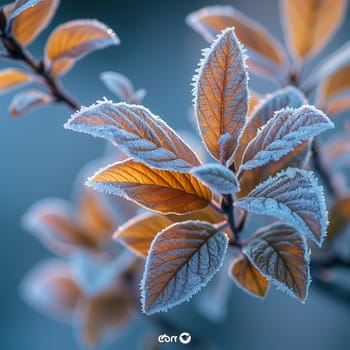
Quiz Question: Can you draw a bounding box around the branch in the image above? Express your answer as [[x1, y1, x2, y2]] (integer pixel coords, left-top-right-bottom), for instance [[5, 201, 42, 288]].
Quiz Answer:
[[1, 34, 80, 111]]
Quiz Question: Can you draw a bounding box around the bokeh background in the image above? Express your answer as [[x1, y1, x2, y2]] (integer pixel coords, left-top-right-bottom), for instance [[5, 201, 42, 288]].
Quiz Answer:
[[1, 0, 350, 349]]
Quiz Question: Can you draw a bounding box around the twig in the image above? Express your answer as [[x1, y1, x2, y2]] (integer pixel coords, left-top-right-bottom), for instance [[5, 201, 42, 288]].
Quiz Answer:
[[0, 33, 80, 110]]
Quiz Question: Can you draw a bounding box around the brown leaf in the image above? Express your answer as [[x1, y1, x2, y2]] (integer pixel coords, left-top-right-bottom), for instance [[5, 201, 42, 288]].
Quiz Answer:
[[23, 199, 97, 255], [88, 159, 212, 215], [21, 260, 82, 321], [230, 253, 269, 298], [77, 289, 134, 346], [10, 0, 59, 45], [166, 205, 225, 224], [245, 224, 310, 302], [0, 68, 35, 94], [187, 5, 287, 80], [194, 28, 248, 162], [45, 19, 120, 76], [9, 89, 53, 117], [114, 213, 172, 257], [281, 0, 347, 59]]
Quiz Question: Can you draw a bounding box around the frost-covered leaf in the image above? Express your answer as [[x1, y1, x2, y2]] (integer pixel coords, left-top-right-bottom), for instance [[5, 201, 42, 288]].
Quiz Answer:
[[240, 105, 334, 171], [141, 221, 228, 314], [114, 213, 172, 257], [192, 164, 240, 194], [21, 260, 82, 321], [22, 199, 97, 255], [235, 87, 306, 167], [65, 101, 200, 172], [88, 159, 211, 215], [187, 5, 287, 80], [236, 168, 328, 246], [76, 286, 134, 346], [193, 28, 248, 162], [100, 71, 146, 104], [0, 68, 36, 94], [8, 0, 59, 46], [45, 20, 120, 76], [281, 0, 346, 59], [244, 224, 310, 302], [71, 250, 136, 296], [9, 89, 53, 117], [230, 253, 269, 298]]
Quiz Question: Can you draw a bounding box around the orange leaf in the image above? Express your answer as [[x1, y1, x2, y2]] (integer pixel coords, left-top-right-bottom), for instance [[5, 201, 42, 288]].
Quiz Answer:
[[45, 19, 120, 76], [88, 159, 212, 215], [0, 68, 35, 94], [194, 28, 248, 162], [187, 5, 287, 80], [77, 188, 116, 245], [230, 253, 269, 298], [166, 205, 225, 224], [9, 89, 53, 117], [114, 213, 172, 257], [9, 0, 59, 46], [281, 0, 347, 60]]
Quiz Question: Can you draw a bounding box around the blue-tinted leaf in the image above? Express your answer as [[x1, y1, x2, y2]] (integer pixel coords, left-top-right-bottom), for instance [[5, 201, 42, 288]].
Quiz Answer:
[[65, 101, 200, 172], [193, 28, 249, 162], [244, 224, 310, 302], [240, 105, 334, 171], [236, 168, 328, 246], [9, 89, 53, 117], [141, 221, 228, 314], [187, 5, 287, 81], [192, 163, 240, 194], [100, 71, 146, 104], [71, 250, 136, 296], [235, 86, 306, 166]]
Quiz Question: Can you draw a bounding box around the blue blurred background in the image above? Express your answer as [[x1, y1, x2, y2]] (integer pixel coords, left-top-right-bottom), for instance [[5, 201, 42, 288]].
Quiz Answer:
[[1, 0, 350, 349]]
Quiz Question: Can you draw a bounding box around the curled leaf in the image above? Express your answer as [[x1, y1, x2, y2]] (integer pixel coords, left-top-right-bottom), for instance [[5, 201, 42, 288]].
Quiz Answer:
[[114, 213, 172, 257], [100, 71, 146, 104], [244, 224, 310, 302], [193, 28, 248, 162], [240, 105, 333, 171], [45, 19, 120, 76], [65, 101, 200, 172], [88, 159, 212, 215], [281, 0, 347, 60], [0, 68, 36, 94], [236, 168, 328, 246], [9, 89, 53, 117], [230, 253, 269, 298], [8, 0, 59, 46], [141, 221, 228, 314], [187, 5, 287, 80], [192, 163, 240, 194]]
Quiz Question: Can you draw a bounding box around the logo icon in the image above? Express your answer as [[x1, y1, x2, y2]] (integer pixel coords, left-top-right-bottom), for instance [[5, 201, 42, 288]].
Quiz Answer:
[[179, 332, 191, 344]]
